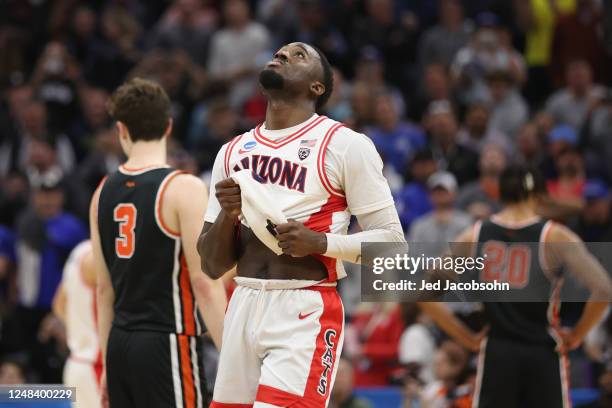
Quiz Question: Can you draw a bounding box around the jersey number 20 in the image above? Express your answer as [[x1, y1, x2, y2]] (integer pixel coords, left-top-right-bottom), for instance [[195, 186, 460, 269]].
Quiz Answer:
[[481, 241, 530, 288], [114, 204, 137, 258]]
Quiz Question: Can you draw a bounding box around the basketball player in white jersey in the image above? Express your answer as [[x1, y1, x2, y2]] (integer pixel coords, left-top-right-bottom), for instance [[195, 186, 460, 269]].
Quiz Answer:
[[53, 240, 102, 408], [198, 42, 405, 407]]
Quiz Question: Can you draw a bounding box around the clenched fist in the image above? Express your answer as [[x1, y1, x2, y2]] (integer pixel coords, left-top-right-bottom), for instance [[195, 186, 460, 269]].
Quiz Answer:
[[215, 178, 241, 218], [276, 220, 327, 257]]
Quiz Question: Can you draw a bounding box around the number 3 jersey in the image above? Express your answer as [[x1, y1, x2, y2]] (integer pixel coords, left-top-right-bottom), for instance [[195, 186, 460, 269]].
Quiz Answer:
[[97, 166, 202, 335], [205, 114, 395, 282]]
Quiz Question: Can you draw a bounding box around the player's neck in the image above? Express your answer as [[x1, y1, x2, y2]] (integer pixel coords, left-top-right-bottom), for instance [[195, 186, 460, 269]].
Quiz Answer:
[[497, 202, 537, 222], [264, 99, 315, 130], [125, 140, 167, 168]]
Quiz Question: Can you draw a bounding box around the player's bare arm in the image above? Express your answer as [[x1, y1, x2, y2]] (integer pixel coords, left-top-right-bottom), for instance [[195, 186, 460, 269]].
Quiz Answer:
[[417, 226, 484, 353], [547, 223, 612, 351], [197, 177, 241, 279], [165, 173, 227, 349], [51, 282, 66, 323]]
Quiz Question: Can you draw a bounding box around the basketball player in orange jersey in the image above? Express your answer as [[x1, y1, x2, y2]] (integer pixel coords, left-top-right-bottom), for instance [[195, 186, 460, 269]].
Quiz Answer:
[[420, 166, 612, 408], [198, 42, 405, 407], [90, 78, 227, 408], [53, 240, 102, 408]]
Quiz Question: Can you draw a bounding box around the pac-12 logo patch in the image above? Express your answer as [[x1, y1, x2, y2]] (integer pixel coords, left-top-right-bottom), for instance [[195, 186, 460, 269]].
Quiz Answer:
[[298, 147, 310, 160], [317, 329, 337, 396], [238, 141, 257, 154]]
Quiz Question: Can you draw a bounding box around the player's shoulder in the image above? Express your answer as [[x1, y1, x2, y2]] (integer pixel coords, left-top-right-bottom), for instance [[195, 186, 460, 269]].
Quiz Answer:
[[546, 220, 581, 243], [166, 171, 207, 192], [326, 121, 376, 152]]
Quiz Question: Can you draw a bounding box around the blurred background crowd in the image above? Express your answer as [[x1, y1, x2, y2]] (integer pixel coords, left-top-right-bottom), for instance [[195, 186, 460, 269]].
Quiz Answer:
[[0, 0, 611, 406]]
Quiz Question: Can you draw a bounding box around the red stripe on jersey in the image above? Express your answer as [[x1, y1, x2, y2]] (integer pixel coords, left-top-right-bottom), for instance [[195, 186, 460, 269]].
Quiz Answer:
[[254, 116, 328, 149], [178, 335, 196, 408], [304, 195, 347, 282], [210, 402, 253, 408], [302, 289, 343, 406], [317, 123, 345, 197], [224, 134, 244, 177], [179, 254, 197, 335], [255, 385, 300, 406]]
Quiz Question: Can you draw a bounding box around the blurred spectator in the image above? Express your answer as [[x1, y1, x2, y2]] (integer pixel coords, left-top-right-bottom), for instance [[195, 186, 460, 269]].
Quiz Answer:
[[150, 0, 217, 67], [516, 122, 545, 169], [451, 13, 526, 105], [578, 362, 612, 408], [347, 82, 376, 132], [30, 42, 80, 133], [346, 303, 405, 386], [398, 304, 436, 384], [541, 146, 586, 219], [408, 171, 472, 256], [0, 173, 29, 228], [457, 102, 511, 155], [409, 63, 454, 121], [65, 6, 100, 64], [545, 60, 605, 129], [394, 149, 438, 232], [350, 0, 418, 92], [367, 93, 426, 178], [551, 0, 611, 86], [324, 68, 352, 122], [0, 226, 16, 310], [0, 358, 26, 384], [457, 144, 506, 220], [12, 179, 85, 379], [329, 358, 373, 408], [417, 0, 472, 68], [569, 179, 612, 241], [515, 0, 576, 105], [69, 87, 112, 157], [486, 70, 529, 138], [582, 89, 612, 182], [207, 0, 271, 108], [78, 127, 122, 194], [426, 101, 479, 185], [402, 340, 473, 408]]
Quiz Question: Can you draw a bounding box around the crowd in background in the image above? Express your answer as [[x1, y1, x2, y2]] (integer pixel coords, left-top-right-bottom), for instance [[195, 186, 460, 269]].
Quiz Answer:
[[0, 0, 611, 406]]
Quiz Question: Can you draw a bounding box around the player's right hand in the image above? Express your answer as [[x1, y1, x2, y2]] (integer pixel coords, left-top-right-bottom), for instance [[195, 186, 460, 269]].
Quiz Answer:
[[215, 178, 241, 218]]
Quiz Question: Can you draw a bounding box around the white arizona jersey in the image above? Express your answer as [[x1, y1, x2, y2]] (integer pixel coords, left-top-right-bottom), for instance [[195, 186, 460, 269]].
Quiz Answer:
[[205, 114, 394, 282], [62, 240, 101, 363]]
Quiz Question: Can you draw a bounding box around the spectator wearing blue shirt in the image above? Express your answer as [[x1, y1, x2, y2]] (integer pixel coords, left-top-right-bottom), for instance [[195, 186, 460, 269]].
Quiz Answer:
[[394, 149, 438, 233], [367, 93, 426, 178], [12, 177, 86, 379], [0, 225, 16, 309]]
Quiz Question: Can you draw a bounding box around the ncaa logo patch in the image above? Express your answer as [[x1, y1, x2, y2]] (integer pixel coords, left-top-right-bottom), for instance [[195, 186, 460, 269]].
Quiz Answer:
[[298, 147, 310, 160], [238, 141, 257, 154]]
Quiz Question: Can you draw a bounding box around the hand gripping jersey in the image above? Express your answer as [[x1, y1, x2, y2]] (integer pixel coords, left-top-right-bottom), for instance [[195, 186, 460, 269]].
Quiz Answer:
[[223, 115, 350, 281]]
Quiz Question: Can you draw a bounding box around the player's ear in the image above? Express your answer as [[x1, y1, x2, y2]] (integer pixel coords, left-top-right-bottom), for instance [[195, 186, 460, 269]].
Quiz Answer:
[[116, 121, 129, 140], [310, 81, 325, 99]]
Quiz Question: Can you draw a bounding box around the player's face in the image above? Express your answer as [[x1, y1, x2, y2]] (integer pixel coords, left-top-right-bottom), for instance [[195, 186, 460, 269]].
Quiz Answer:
[[260, 43, 324, 98]]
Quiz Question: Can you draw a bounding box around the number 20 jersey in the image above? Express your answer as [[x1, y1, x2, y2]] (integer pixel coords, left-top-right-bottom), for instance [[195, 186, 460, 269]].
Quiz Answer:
[[97, 166, 202, 335]]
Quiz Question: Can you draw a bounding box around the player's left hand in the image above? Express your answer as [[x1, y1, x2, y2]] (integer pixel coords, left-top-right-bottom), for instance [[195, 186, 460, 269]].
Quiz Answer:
[[557, 327, 582, 353], [276, 220, 327, 257]]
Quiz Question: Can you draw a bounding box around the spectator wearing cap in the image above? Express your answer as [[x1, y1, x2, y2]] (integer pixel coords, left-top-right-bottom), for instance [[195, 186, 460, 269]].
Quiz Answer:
[[540, 124, 579, 180], [408, 171, 472, 257], [417, 0, 472, 68], [569, 179, 612, 241], [394, 149, 438, 232], [451, 12, 526, 105], [457, 102, 512, 155], [367, 93, 426, 179], [541, 146, 586, 220], [12, 178, 86, 375], [426, 101, 479, 185], [486, 69, 529, 138], [545, 60, 605, 130], [457, 143, 506, 220]]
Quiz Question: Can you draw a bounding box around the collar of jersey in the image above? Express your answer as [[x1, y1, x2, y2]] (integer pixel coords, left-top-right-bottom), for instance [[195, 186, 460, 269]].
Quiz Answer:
[[254, 114, 327, 149]]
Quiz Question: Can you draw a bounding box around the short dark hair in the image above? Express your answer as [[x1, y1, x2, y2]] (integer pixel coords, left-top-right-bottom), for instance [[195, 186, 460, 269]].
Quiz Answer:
[[499, 165, 546, 203], [108, 78, 171, 142], [313, 47, 333, 111]]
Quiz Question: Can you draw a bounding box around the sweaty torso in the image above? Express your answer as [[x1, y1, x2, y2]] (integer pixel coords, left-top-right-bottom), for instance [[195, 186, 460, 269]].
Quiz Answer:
[[236, 225, 327, 280]]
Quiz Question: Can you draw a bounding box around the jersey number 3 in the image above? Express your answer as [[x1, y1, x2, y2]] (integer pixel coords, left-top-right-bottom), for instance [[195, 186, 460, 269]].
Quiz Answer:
[[114, 204, 137, 258]]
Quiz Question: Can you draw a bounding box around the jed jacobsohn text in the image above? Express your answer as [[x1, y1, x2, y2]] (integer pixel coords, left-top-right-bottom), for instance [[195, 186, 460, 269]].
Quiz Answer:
[[372, 254, 486, 275], [373, 279, 510, 291]]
